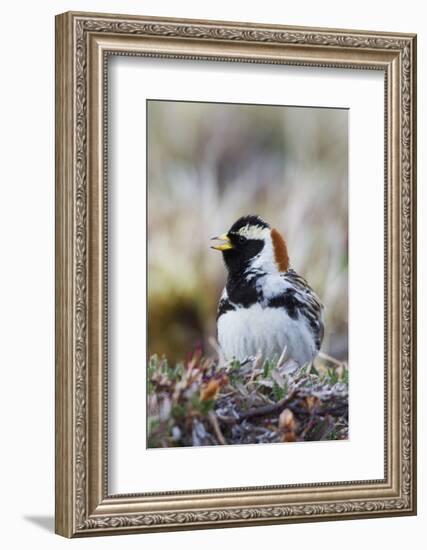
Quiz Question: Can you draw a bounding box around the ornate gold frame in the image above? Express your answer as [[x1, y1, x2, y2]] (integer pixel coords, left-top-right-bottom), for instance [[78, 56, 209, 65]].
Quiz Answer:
[[55, 11, 417, 537]]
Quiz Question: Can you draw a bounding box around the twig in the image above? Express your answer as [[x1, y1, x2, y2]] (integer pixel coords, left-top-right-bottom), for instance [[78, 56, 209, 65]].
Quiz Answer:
[[286, 400, 348, 419], [238, 390, 297, 422], [318, 351, 345, 368], [215, 414, 237, 425], [208, 337, 226, 366], [320, 405, 349, 418], [276, 345, 288, 368], [208, 411, 227, 444], [248, 351, 262, 383], [298, 404, 320, 440]]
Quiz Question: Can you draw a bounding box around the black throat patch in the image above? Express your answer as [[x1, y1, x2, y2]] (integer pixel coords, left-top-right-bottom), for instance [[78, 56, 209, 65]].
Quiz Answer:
[[222, 238, 264, 277], [226, 270, 262, 308]]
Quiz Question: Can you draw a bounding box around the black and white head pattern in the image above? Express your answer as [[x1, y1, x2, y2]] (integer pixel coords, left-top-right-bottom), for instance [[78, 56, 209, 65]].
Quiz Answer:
[[222, 215, 275, 276]]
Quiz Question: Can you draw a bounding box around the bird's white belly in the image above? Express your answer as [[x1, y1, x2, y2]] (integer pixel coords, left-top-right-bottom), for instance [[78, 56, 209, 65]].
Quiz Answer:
[[217, 303, 316, 366]]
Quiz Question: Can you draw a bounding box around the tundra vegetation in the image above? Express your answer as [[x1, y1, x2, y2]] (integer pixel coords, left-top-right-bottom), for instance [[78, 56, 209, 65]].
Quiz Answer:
[[147, 345, 348, 447]]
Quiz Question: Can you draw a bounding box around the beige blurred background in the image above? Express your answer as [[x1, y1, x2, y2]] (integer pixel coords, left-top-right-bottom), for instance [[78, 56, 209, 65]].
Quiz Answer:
[[147, 100, 348, 363]]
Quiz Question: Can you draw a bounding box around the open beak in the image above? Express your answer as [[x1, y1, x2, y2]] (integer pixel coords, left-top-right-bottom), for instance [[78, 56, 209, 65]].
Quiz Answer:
[[211, 233, 233, 251]]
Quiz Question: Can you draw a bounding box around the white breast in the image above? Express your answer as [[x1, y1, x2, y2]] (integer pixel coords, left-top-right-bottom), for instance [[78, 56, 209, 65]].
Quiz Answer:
[[217, 303, 317, 366]]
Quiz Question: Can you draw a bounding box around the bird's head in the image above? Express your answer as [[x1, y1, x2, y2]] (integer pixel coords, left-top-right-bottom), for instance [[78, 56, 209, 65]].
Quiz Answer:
[[211, 215, 289, 276]]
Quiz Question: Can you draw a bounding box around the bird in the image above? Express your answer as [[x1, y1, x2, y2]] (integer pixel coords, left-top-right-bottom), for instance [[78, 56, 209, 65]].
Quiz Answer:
[[211, 214, 324, 366]]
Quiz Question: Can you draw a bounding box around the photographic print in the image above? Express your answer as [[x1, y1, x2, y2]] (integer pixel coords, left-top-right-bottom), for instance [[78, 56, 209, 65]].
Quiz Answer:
[[147, 100, 348, 448]]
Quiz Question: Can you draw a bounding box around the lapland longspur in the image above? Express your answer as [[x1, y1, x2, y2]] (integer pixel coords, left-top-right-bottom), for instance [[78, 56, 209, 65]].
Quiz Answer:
[[212, 215, 324, 366]]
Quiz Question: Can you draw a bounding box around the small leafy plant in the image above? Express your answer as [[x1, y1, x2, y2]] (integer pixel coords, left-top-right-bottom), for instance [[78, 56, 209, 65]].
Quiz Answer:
[[147, 347, 348, 448]]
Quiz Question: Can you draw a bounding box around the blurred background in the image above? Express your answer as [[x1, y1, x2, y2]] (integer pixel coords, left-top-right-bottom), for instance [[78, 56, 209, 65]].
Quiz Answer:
[[147, 100, 348, 364]]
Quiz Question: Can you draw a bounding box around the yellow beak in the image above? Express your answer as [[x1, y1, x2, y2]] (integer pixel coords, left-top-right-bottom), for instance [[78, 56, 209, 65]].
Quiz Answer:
[[211, 233, 233, 251]]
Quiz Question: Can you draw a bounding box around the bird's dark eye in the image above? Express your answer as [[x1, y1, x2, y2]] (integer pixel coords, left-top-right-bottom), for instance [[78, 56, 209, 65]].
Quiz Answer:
[[237, 235, 246, 244]]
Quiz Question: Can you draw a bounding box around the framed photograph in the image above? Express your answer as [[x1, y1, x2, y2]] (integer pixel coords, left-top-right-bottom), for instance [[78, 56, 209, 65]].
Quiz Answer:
[[55, 11, 417, 537]]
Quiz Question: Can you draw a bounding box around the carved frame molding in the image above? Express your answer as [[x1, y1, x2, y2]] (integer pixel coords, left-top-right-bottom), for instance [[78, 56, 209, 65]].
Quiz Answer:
[[55, 11, 416, 537]]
